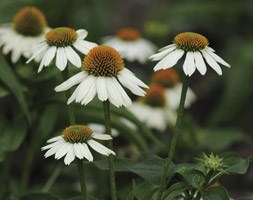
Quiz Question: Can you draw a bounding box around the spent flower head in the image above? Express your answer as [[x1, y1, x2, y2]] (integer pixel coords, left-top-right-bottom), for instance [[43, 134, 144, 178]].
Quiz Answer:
[[102, 27, 157, 64], [55, 45, 148, 107], [26, 27, 97, 72], [0, 6, 50, 63], [150, 32, 230, 76], [42, 125, 115, 165]]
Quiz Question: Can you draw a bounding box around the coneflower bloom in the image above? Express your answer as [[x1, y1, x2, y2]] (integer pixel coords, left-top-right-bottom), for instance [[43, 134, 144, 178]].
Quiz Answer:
[[0, 6, 50, 63], [26, 27, 97, 72], [42, 125, 115, 165], [102, 27, 157, 64], [150, 32, 230, 76], [128, 84, 176, 131], [151, 69, 196, 110], [55, 45, 148, 107]]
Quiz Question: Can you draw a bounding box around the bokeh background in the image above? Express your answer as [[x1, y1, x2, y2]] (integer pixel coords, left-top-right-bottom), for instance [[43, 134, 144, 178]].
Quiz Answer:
[[0, 0, 252, 199]]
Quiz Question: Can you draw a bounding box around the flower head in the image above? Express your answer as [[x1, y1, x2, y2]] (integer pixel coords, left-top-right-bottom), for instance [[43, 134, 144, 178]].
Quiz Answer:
[[102, 27, 157, 64], [0, 6, 49, 63], [26, 27, 97, 72], [150, 32, 230, 76], [42, 125, 115, 165], [151, 69, 196, 110], [198, 153, 226, 172], [128, 84, 176, 131], [55, 45, 148, 107]]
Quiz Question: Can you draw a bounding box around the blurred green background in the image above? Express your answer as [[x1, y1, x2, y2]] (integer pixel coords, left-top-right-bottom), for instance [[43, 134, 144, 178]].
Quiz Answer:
[[0, 0, 252, 199]]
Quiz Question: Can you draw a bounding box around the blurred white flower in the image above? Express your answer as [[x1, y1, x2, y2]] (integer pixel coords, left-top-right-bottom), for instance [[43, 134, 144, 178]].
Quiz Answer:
[[26, 27, 97, 72], [128, 84, 176, 131], [150, 32, 230, 76], [42, 125, 115, 165], [55, 45, 148, 107], [151, 69, 196, 110], [0, 6, 50, 63], [102, 27, 157, 64], [87, 123, 119, 137]]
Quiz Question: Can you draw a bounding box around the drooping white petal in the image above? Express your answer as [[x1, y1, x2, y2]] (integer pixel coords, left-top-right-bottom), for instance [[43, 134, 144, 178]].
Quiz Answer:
[[73, 143, 84, 159], [26, 43, 48, 63], [96, 77, 109, 101], [92, 132, 112, 140], [158, 44, 176, 52], [65, 46, 82, 67], [73, 40, 97, 54], [44, 142, 65, 158], [80, 77, 97, 105], [149, 45, 176, 61], [202, 50, 222, 75], [41, 139, 65, 150], [64, 146, 75, 165], [55, 71, 87, 92], [153, 49, 185, 71], [47, 136, 62, 143], [55, 142, 72, 159], [75, 75, 96, 103], [76, 29, 88, 39], [206, 47, 230, 67], [104, 77, 122, 107], [56, 47, 68, 70], [67, 83, 82, 104], [80, 143, 93, 162], [183, 52, 196, 76], [87, 139, 115, 156], [44, 46, 57, 66], [119, 68, 148, 88], [193, 51, 207, 75]]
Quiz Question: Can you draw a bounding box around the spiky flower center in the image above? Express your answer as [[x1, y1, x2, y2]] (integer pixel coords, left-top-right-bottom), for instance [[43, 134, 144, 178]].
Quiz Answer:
[[152, 69, 180, 88], [63, 125, 93, 143], [142, 85, 166, 107], [116, 27, 141, 41], [83, 46, 124, 77], [45, 27, 78, 47], [173, 32, 209, 52], [13, 6, 47, 36], [199, 153, 225, 172]]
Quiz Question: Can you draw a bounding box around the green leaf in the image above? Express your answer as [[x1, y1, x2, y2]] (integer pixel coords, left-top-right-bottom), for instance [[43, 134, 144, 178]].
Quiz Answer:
[[0, 115, 27, 154], [201, 186, 230, 200], [221, 152, 250, 174], [163, 182, 190, 200], [0, 53, 30, 123], [66, 195, 103, 200], [130, 156, 165, 185], [19, 192, 61, 200], [132, 181, 158, 200]]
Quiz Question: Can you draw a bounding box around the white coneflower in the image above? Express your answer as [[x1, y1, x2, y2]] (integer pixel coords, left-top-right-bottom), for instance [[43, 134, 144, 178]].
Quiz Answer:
[[128, 84, 176, 131], [102, 27, 157, 64], [150, 32, 230, 76], [0, 6, 50, 63], [151, 69, 196, 110], [55, 45, 148, 107], [26, 27, 97, 72], [42, 125, 115, 165]]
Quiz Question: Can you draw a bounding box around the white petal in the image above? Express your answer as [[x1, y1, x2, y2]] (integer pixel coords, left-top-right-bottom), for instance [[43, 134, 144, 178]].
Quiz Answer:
[[64, 146, 75, 165], [183, 52, 196, 76], [55, 71, 86, 92], [153, 49, 185, 71], [158, 44, 176, 51], [92, 132, 112, 140], [80, 77, 97, 105], [44, 142, 64, 158], [67, 83, 82, 104], [202, 50, 222, 75], [96, 77, 109, 101], [80, 143, 93, 161], [87, 139, 115, 156], [26, 43, 48, 63], [149, 45, 176, 61], [76, 29, 88, 39], [56, 47, 68, 70], [73, 143, 84, 159], [47, 136, 62, 143], [65, 46, 82, 67], [55, 143, 72, 159], [43, 46, 57, 66], [193, 51, 207, 75], [73, 40, 97, 54], [206, 47, 230, 67], [105, 78, 122, 107], [41, 139, 65, 150], [75, 75, 96, 103], [119, 68, 148, 88]]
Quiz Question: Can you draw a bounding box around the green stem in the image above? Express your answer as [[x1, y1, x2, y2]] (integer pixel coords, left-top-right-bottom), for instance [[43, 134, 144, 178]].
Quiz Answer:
[[0, 154, 12, 200], [61, 69, 76, 125], [42, 163, 63, 192], [77, 160, 88, 200], [156, 75, 189, 200], [103, 100, 117, 200]]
